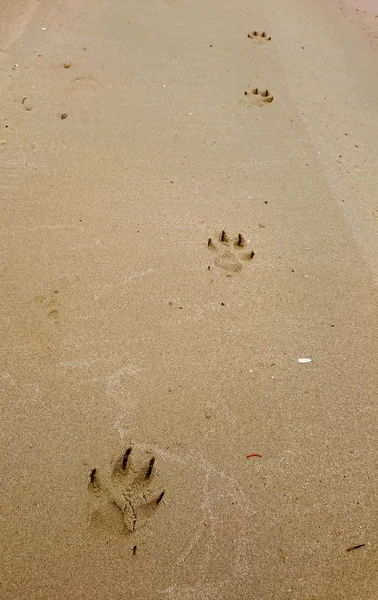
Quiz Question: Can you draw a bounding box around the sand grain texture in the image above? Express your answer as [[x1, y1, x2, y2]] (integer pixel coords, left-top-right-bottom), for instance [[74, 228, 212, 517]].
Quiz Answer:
[[1, 0, 377, 599]]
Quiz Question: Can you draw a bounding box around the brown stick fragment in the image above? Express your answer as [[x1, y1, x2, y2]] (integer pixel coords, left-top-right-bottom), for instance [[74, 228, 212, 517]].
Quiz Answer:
[[346, 544, 365, 552]]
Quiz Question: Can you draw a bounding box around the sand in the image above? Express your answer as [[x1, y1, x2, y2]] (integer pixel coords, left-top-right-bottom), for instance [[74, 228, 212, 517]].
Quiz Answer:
[[0, 0, 377, 598]]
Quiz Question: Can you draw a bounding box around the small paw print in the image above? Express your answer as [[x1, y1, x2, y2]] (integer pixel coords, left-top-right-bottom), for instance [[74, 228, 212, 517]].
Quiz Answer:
[[247, 31, 272, 42], [208, 231, 255, 273], [244, 87, 274, 105], [88, 447, 165, 533]]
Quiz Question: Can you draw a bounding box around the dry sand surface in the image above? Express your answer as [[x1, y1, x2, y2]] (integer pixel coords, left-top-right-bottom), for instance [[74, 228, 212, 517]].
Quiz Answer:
[[1, 0, 378, 598]]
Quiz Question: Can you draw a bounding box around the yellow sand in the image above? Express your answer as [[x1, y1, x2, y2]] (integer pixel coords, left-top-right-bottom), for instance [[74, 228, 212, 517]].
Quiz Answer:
[[1, 0, 377, 598]]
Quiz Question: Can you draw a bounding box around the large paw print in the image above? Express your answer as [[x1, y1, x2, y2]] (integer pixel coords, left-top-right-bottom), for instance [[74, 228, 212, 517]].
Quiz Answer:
[[244, 87, 274, 106], [88, 447, 165, 533], [208, 231, 255, 273], [87, 440, 256, 595]]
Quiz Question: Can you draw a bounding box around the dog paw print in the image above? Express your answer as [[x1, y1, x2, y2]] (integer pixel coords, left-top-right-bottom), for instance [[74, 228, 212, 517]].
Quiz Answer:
[[88, 447, 165, 533], [247, 30, 271, 42], [244, 87, 274, 106], [207, 231, 255, 273]]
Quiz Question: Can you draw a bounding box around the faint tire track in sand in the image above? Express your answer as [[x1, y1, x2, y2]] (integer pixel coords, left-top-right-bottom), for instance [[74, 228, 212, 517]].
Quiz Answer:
[[106, 363, 141, 431], [132, 441, 254, 599]]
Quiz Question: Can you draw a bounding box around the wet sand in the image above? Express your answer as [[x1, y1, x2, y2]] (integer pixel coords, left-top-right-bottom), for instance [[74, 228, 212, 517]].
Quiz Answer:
[[1, 0, 377, 598]]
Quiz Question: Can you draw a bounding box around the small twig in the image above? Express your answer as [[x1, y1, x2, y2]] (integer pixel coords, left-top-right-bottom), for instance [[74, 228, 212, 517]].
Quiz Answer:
[[346, 544, 365, 552]]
